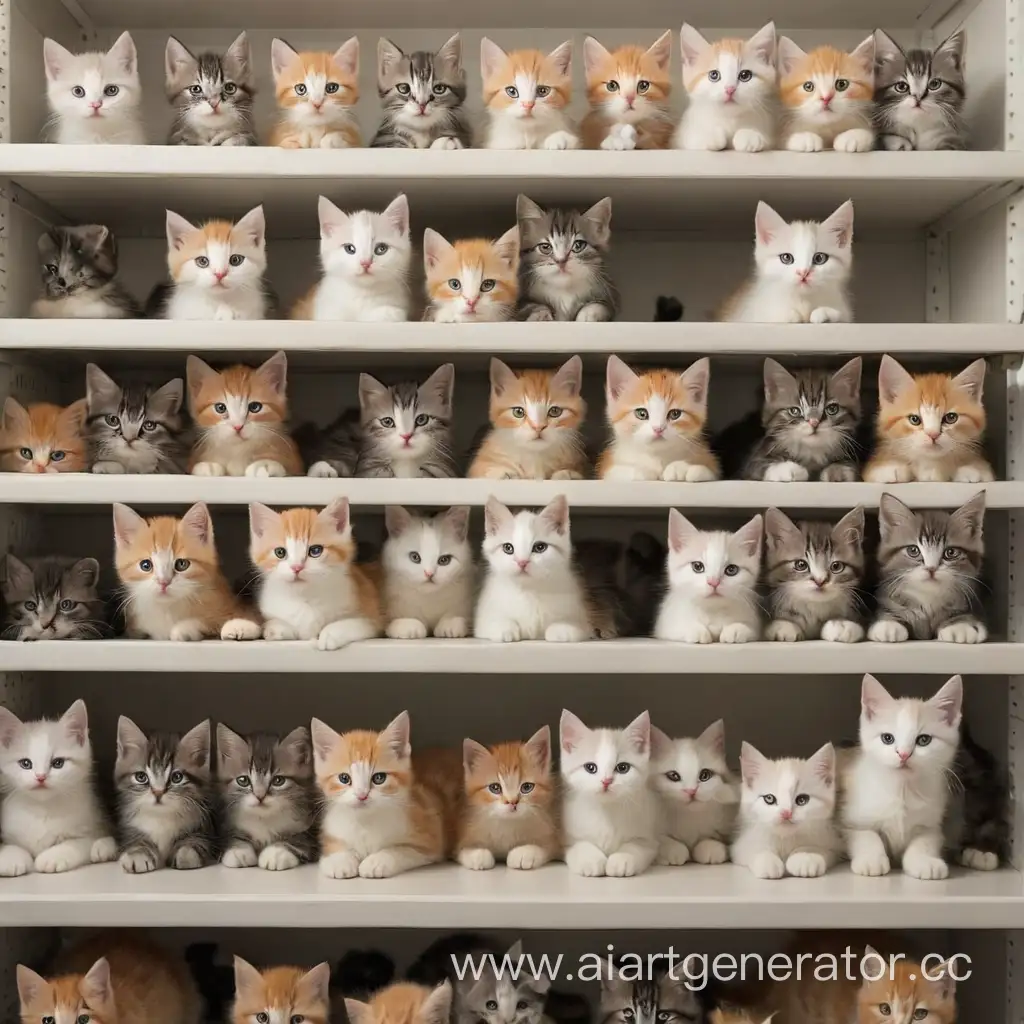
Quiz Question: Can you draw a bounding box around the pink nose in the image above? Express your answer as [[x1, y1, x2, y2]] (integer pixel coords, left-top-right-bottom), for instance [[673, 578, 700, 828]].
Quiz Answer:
[[214, 270, 227, 281], [684, 787, 698, 797], [418, 103, 428, 114], [157, 579, 171, 592], [780, 809, 793, 820], [724, 86, 736, 99], [601, 778, 613, 789], [707, 578, 721, 590], [807, 417, 820, 429], [516, 559, 530, 570], [312, 99, 323, 110], [357, 793, 368, 802], [34, 774, 46, 783], [290, 564, 304, 575], [898, 750, 912, 763], [625, 94, 636, 107], [360, 259, 372, 270], [521, 101, 535, 111], [798, 269, 812, 282], [813, 577, 827, 589], [926, 430, 940, 441], [233, 424, 244, 433], [465, 297, 478, 310], [652, 425, 666, 436], [89, 100, 103, 110], [424, 568, 435, 579], [400, 432, 413, 443]]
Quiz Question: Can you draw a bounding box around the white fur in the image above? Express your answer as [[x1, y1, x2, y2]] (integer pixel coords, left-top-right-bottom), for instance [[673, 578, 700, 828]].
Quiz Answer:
[[31, 288, 134, 319], [423, 227, 519, 323], [192, 409, 288, 478]]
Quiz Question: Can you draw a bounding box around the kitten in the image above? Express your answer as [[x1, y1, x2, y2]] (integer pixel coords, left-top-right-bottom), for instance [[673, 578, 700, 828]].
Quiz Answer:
[[841, 674, 962, 879], [0, 700, 116, 877], [232, 958, 331, 1024], [217, 724, 318, 871], [0, 397, 88, 472], [718, 201, 854, 323], [346, 982, 453, 1024], [654, 511, 763, 643], [516, 195, 619, 322], [650, 719, 739, 866], [373, 34, 471, 149], [250, 498, 382, 650], [731, 741, 840, 879], [764, 506, 865, 642], [114, 716, 217, 872], [270, 38, 361, 148], [868, 492, 987, 643], [2, 554, 107, 641], [779, 36, 876, 152], [864, 355, 993, 483], [113, 501, 261, 641], [458, 727, 559, 870], [422, 228, 520, 322], [955, 719, 1010, 870], [674, 23, 778, 152], [600, 972, 703, 1024], [146, 206, 273, 320], [480, 39, 580, 150], [475, 496, 592, 643], [33, 225, 141, 319], [468, 357, 587, 480], [596, 355, 719, 482], [165, 32, 256, 146], [291, 195, 412, 321], [874, 30, 967, 151], [581, 32, 673, 151], [43, 32, 145, 144], [560, 709, 658, 877], [383, 505, 474, 639], [187, 351, 303, 477], [86, 362, 188, 474]]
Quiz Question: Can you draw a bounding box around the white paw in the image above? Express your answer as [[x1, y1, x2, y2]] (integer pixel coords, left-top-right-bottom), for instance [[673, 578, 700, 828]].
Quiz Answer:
[[494, 623, 523, 643], [961, 848, 999, 871], [914, 465, 946, 483], [222, 844, 258, 868], [34, 847, 75, 873], [191, 461, 225, 477], [545, 622, 587, 643], [954, 464, 995, 483], [551, 469, 584, 480], [120, 849, 158, 874], [766, 619, 802, 643], [525, 307, 554, 322], [866, 462, 913, 483], [750, 852, 785, 879], [307, 461, 339, 478], [666, 624, 714, 644], [173, 846, 203, 870], [430, 136, 463, 150], [90, 837, 117, 863], [359, 851, 401, 878], [763, 461, 809, 482], [903, 853, 949, 881], [786, 851, 827, 877], [851, 852, 891, 877], [662, 461, 716, 482], [601, 126, 636, 150], [566, 844, 607, 877], [576, 304, 610, 323], [606, 851, 642, 877], [937, 621, 987, 644], [316, 619, 373, 651], [821, 619, 864, 643], [684, 126, 728, 150], [881, 134, 913, 151], [810, 306, 844, 324], [0, 845, 33, 877], [169, 621, 205, 642], [786, 131, 824, 153], [92, 461, 125, 474], [657, 837, 690, 866], [386, 618, 428, 640], [507, 844, 547, 870], [834, 128, 875, 153], [320, 850, 359, 879], [821, 463, 857, 482], [720, 622, 756, 644], [245, 460, 287, 478], [221, 618, 261, 641], [262, 619, 298, 641], [733, 128, 768, 152], [213, 306, 236, 322], [542, 130, 580, 150], [603, 465, 651, 481], [434, 616, 469, 639], [868, 619, 909, 643], [259, 845, 300, 871], [693, 839, 728, 865], [458, 847, 496, 871]]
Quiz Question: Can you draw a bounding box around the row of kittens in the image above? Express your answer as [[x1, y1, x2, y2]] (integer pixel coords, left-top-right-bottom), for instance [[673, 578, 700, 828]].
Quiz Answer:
[[0, 678, 1006, 886], [43, 26, 967, 153], [0, 489, 990, 647], [0, 353, 995, 487]]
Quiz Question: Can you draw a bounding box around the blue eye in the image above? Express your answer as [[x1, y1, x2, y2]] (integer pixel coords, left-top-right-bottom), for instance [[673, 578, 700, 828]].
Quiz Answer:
[[308, 545, 324, 557]]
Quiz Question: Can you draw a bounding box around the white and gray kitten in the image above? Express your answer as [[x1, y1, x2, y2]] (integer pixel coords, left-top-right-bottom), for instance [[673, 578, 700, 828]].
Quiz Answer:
[[2, 555, 107, 641], [599, 972, 703, 1024]]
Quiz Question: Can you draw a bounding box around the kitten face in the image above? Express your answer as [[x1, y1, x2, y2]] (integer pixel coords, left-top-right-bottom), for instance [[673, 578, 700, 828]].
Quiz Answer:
[[857, 954, 956, 1024], [187, 352, 289, 443], [217, 724, 312, 818], [740, 742, 835, 827], [680, 23, 775, 109], [481, 40, 573, 121], [424, 231, 519, 321], [874, 30, 965, 127], [517, 196, 612, 291], [459, 943, 549, 1024], [463, 728, 552, 820], [559, 709, 651, 797], [18, 960, 115, 1024], [650, 719, 735, 806], [583, 33, 671, 124], [233, 960, 331, 1024], [482, 495, 572, 584], [379, 34, 464, 131], [165, 33, 253, 132], [0, 700, 91, 798], [115, 716, 211, 812], [600, 974, 703, 1024], [2, 555, 103, 641], [319, 194, 411, 282], [754, 201, 854, 289], [779, 37, 874, 126], [250, 498, 355, 585], [360, 365, 454, 463], [605, 356, 709, 447], [166, 206, 266, 293], [43, 32, 141, 127], [666, 511, 762, 602], [384, 505, 471, 591], [0, 398, 88, 473], [487, 356, 585, 453], [272, 38, 360, 125], [39, 225, 117, 299]]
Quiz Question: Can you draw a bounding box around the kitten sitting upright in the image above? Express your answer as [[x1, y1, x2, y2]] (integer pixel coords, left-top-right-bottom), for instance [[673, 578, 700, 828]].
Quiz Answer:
[[422, 228, 520, 322]]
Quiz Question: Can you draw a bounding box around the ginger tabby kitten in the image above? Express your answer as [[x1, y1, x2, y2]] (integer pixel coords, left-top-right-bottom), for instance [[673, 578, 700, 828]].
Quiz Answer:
[[231, 957, 331, 1024], [346, 982, 453, 1024], [422, 228, 519, 322], [1, 397, 88, 473]]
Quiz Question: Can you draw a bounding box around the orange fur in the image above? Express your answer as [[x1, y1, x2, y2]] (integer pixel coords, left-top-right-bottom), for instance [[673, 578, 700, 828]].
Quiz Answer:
[[290, 285, 317, 320], [0, 397, 88, 473], [423, 232, 519, 322], [169, 221, 243, 281], [232, 960, 330, 1024], [346, 982, 453, 1024], [683, 37, 743, 92], [483, 48, 572, 113], [780, 47, 873, 110]]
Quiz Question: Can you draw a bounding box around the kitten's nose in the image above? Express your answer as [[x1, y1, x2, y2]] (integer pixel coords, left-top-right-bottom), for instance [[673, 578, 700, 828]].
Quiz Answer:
[[601, 777, 614, 790], [807, 417, 820, 430], [356, 792, 369, 802], [652, 425, 666, 437], [897, 749, 912, 763], [423, 568, 435, 579], [417, 103, 428, 114], [157, 577, 171, 591], [360, 259, 372, 271], [465, 297, 478, 311], [312, 99, 324, 110], [813, 577, 827, 589], [821, 92, 834, 108], [684, 787, 698, 797], [290, 564, 304, 575], [779, 808, 793, 821], [34, 773, 47, 784], [209, 98, 220, 111], [214, 269, 228, 282], [89, 100, 103, 111], [521, 100, 535, 111], [400, 432, 413, 444], [624, 93, 637, 107], [516, 559, 530, 572], [926, 429, 941, 442], [707, 578, 721, 590], [724, 86, 736, 100], [505, 798, 519, 811]]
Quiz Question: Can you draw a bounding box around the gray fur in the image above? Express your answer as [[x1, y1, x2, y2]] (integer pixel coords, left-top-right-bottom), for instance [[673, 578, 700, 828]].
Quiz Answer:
[[576, 533, 666, 639], [599, 972, 702, 1024], [1, 554, 107, 641], [954, 719, 1010, 864]]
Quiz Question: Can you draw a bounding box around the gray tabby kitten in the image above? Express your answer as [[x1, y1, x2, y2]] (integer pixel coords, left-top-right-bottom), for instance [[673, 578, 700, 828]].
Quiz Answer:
[[1, 554, 107, 640], [764, 507, 865, 643], [165, 32, 257, 146], [216, 724, 318, 871], [85, 362, 188, 474], [114, 717, 217, 872], [372, 34, 471, 150], [599, 971, 702, 1024], [868, 491, 987, 643], [32, 225, 141, 319], [874, 29, 967, 151], [297, 363, 457, 478], [516, 195, 619, 322]]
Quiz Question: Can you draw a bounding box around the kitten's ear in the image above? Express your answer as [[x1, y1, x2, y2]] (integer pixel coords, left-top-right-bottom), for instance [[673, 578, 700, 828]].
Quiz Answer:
[[547, 40, 573, 77], [43, 37, 75, 81], [112, 502, 147, 548], [116, 715, 147, 759], [950, 490, 986, 538], [606, 354, 639, 402], [81, 958, 113, 1009], [764, 507, 802, 552], [59, 399, 88, 435], [421, 362, 455, 412], [216, 723, 248, 775], [107, 31, 137, 75], [583, 36, 611, 75], [179, 501, 215, 547], [745, 22, 776, 65], [310, 718, 341, 764], [539, 494, 570, 536], [484, 496, 514, 536], [524, 725, 552, 774], [436, 33, 462, 71], [257, 351, 288, 395], [668, 508, 699, 553], [699, 718, 727, 755], [444, 505, 471, 543], [318, 196, 349, 239], [877, 492, 916, 537], [270, 37, 299, 78], [2, 395, 29, 434], [809, 742, 835, 787], [560, 709, 589, 753], [384, 505, 413, 537], [462, 737, 492, 775], [516, 194, 545, 223], [822, 200, 854, 249], [679, 24, 710, 65], [320, 497, 351, 535], [248, 502, 280, 541], [623, 711, 651, 756], [0, 704, 22, 749], [380, 710, 412, 760], [234, 205, 266, 250], [279, 726, 312, 771], [582, 197, 613, 247], [754, 201, 788, 246], [552, 354, 583, 398], [334, 36, 360, 78], [935, 28, 966, 71], [480, 37, 508, 79], [67, 557, 100, 593], [166, 210, 198, 252], [233, 957, 265, 1004], [150, 377, 185, 417], [382, 193, 410, 237], [849, 34, 876, 75], [649, 724, 672, 761], [733, 514, 763, 558], [224, 31, 252, 83], [494, 225, 520, 269], [646, 29, 673, 70], [954, 358, 986, 401], [297, 963, 332, 1009], [777, 35, 806, 75], [358, 372, 389, 412], [930, 675, 963, 727], [2, 554, 33, 598], [831, 506, 865, 547], [740, 741, 767, 785], [877, 354, 915, 404], [422, 983, 453, 1024], [16, 965, 47, 1007], [489, 357, 519, 396], [345, 1001, 373, 1024], [180, 720, 212, 773], [423, 227, 455, 270], [873, 29, 904, 68], [860, 674, 894, 720], [165, 36, 196, 80], [185, 354, 218, 401], [680, 357, 710, 408]]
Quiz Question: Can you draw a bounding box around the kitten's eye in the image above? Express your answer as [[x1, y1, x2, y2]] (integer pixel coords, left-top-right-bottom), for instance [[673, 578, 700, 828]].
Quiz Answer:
[[520, 782, 535, 793], [532, 542, 548, 554], [511, 406, 526, 419], [502, 543, 515, 555], [195, 256, 210, 268], [634, 408, 649, 420], [397, 83, 412, 96], [894, 81, 910, 93], [308, 545, 324, 557], [763, 794, 777, 805], [825, 402, 840, 416], [223, 82, 238, 95], [409, 552, 422, 564], [802, 81, 814, 92], [292, 1016, 306, 1024], [548, 406, 563, 418], [77, 1015, 91, 1024], [812, 252, 829, 265], [481, 279, 496, 292], [623, 1011, 635, 1022], [274, 547, 287, 559], [142, 420, 158, 432], [667, 409, 683, 421], [58, 599, 75, 612], [795, 793, 810, 806], [698, 769, 714, 782], [174, 558, 190, 572], [338, 773, 351, 785], [536, 86, 551, 97], [657, 1014, 672, 1023], [236, 775, 251, 788], [448, 278, 462, 291], [615, 762, 631, 774], [708, 70, 721, 82], [908, 413, 923, 425], [189, 84, 203, 96], [880, 733, 895, 746], [18, 447, 33, 461], [637, 80, 650, 93], [72, 86, 86, 98], [928, 78, 942, 91], [104, 414, 120, 427], [834, 78, 849, 91], [371, 772, 387, 785], [437, 555, 452, 566], [414, 413, 429, 426], [343, 244, 357, 255], [51, 758, 65, 769], [943, 547, 959, 560], [916, 734, 932, 747], [247, 401, 262, 414], [380, 416, 396, 428], [257, 1015, 270, 1024], [326, 82, 341, 94], [906, 544, 921, 558], [666, 770, 681, 782], [50, 451, 65, 462], [724, 564, 740, 576], [43, 1016, 55, 1024], [139, 559, 153, 573], [214, 402, 227, 414], [691, 561, 705, 573], [788, 406, 802, 416], [294, 84, 308, 96], [583, 762, 598, 774], [606, 80, 620, 92], [229, 254, 245, 267], [505, 86, 519, 99], [272, 775, 287, 787], [942, 412, 959, 424], [879, 1005, 892, 1017], [374, 243, 390, 256], [23, 600, 38, 612], [18, 758, 32, 770], [537, 243, 553, 255], [133, 771, 148, 784], [45, 263, 58, 275], [432, 83, 447, 95], [170, 770, 186, 784], [829, 561, 845, 573], [738, 69, 753, 82], [779, 253, 795, 265], [486, 1001, 499, 1012], [488, 782, 502, 795], [570, 239, 587, 253]]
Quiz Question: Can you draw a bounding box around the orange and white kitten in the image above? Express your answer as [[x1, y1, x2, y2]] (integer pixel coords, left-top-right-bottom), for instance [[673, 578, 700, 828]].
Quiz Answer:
[[232, 958, 331, 1024], [597, 355, 719, 482], [468, 356, 587, 480], [865, 356, 993, 484], [346, 982, 453, 1024], [0, 397, 88, 473], [187, 351, 303, 477], [250, 498, 383, 651], [269, 37, 361, 148], [457, 727, 560, 871], [480, 39, 580, 150], [422, 227, 519, 322], [114, 501, 260, 642], [779, 37, 876, 152], [313, 710, 459, 878], [18, 934, 201, 1024], [581, 32, 673, 150]]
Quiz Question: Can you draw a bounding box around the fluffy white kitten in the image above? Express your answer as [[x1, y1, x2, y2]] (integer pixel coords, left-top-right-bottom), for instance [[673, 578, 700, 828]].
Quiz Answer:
[[731, 740, 840, 879], [0, 700, 116, 877], [383, 505, 475, 640], [474, 495, 590, 643], [654, 510, 763, 643], [560, 709, 658, 877], [650, 719, 739, 866], [43, 32, 146, 145], [840, 674, 962, 881]]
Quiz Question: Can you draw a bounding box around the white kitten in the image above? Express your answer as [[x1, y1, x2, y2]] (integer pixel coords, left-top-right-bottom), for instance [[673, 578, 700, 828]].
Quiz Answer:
[[0, 700, 116, 877], [383, 505, 475, 640], [560, 710, 658, 877], [474, 495, 591, 643], [840, 674, 962, 881], [43, 32, 146, 145], [654, 510, 763, 643], [650, 720, 739, 866], [731, 740, 840, 879]]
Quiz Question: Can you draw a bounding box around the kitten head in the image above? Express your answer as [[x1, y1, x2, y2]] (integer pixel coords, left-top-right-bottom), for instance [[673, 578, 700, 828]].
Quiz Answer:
[[378, 34, 464, 132], [753, 200, 854, 289], [605, 355, 710, 447], [0, 699, 92, 798], [250, 498, 355, 585], [272, 38, 360, 125], [424, 229, 519, 321], [456, 940, 550, 1024], [383, 505, 472, 592], [679, 23, 776, 111], [165, 32, 254, 132], [115, 716, 211, 813], [232, 959, 331, 1024], [583, 32, 672, 125], [43, 31, 141, 128], [483, 495, 573, 584], [874, 30, 966, 128], [2, 555, 103, 641], [487, 356, 585, 452], [875, 355, 986, 460], [39, 225, 118, 299], [187, 351, 290, 441], [0, 397, 88, 473], [347, 983, 453, 1024], [166, 206, 266, 294], [481, 39, 573, 122], [560, 709, 651, 797], [600, 972, 703, 1024], [666, 510, 762, 602], [779, 36, 874, 127], [517, 195, 613, 291], [359, 364, 454, 462], [18, 959, 118, 1024], [218, 724, 312, 821], [858, 674, 962, 775], [463, 727, 553, 820], [856, 947, 956, 1024], [649, 719, 737, 807], [739, 741, 836, 827], [318, 194, 411, 284]]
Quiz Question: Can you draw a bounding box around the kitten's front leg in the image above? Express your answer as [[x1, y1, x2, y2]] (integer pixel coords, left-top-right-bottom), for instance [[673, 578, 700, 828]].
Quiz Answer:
[[222, 842, 258, 868], [762, 461, 809, 482], [191, 461, 226, 477], [519, 303, 555, 322], [766, 619, 803, 642], [171, 835, 215, 870], [245, 460, 288, 478], [263, 618, 300, 641], [361, 306, 408, 323], [604, 464, 656, 481], [834, 128, 875, 153], [657, 836, 691, 866], [867, 617, 910, 643], [954, 461, 995, 483], [863, 461, 913, 483], [601, 124, 637, 151], [848, 828, 890, 876], [821, 619, 864, 643], [321, 132, 355, 149], [733, 128, 769, 152], [606, 838, 656, 877], [820, 462, 858, 482], [434, 616, 468, 638], [692, 838, 729, 864], [387, 618, 428, 640], [359, 845, 434, 878], [92, 461, 126, 474], [221, 618, 262, 641], [545, 622, 588, 642], [170, 618, 208, 643], [551, 469, 584, 480], [316, 616, 378, 651], [960, 847, 1000, 871], [720, 622, 758, 644], [90, 836, 117, 863], [213, 305, 238, 322], [902, 832, 948, 880], [219, 135, 252, 147], [506, 844, 550, 870], [881, 133, 913, 151], [785, 131, 825, 153], [430, 136, 464, 150], [565, 841, 608, 877], [0, 844, 34, 877], [936, 616, 987, 644], [34, 838, 93, 874], [659, 622, 714, 644], [542, 130, 581, 150], [307, 461, 350, 479], [748, 850, 785, 879], [809, 306, 846, 324], [785, 849, 831, 877], [575, 302, 612, 323], [475, 618, 523, 643], [119, 839, 161, 874], [320, 846, 360, 879], [457, 847, 496, 871], [258, 843, 302, 871], [681, 124, 729, 151], [663, 461, 718, 482]]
